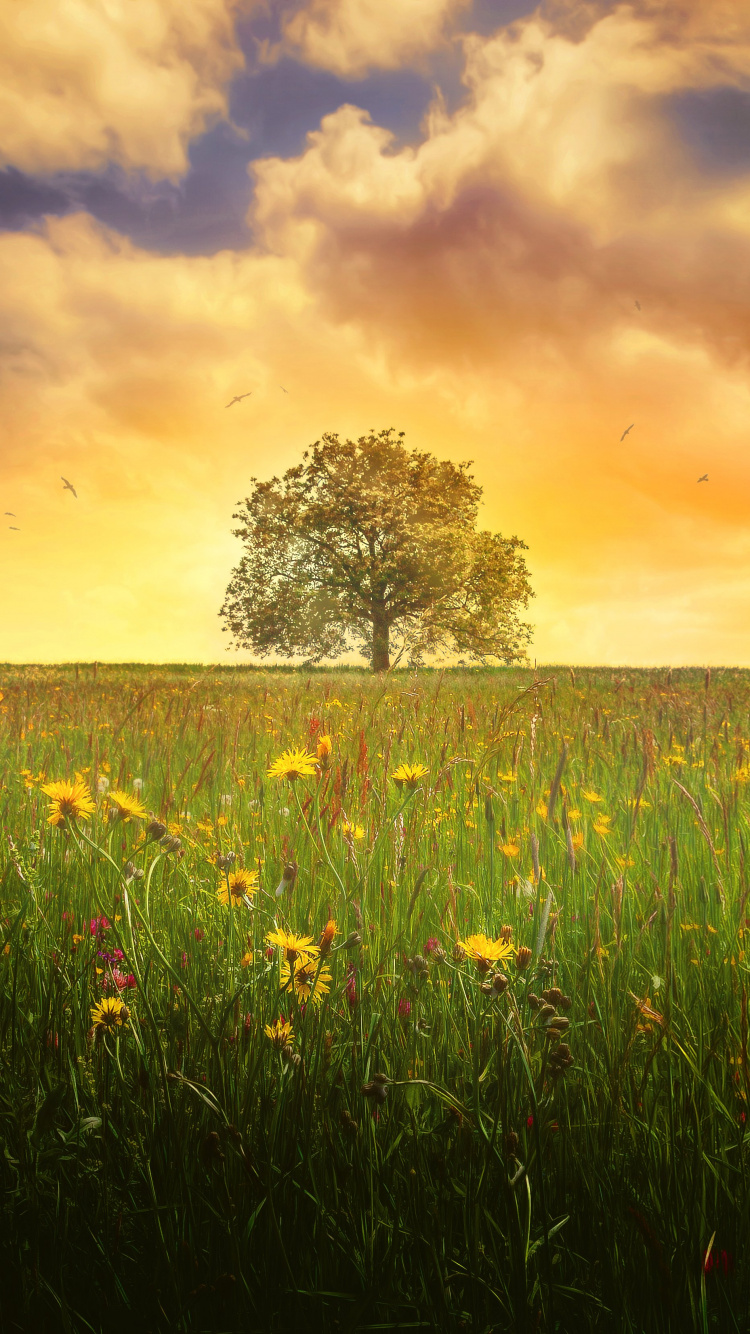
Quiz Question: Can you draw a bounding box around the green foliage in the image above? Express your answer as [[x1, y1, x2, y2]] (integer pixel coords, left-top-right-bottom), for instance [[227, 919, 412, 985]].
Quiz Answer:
[[1, 663, 750, 1332], [220, 429, 533, 671]]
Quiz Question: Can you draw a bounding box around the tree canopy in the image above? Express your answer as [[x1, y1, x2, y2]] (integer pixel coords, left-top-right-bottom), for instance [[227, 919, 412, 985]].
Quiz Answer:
[[220, 428, 533, 670]]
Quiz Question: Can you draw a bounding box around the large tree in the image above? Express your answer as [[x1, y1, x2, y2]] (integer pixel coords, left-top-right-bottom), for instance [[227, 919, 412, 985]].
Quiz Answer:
[[220, 429, 533, 671]]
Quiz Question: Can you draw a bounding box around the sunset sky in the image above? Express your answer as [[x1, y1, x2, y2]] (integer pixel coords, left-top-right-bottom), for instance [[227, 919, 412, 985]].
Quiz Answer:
[[1, 0, 749, 666]]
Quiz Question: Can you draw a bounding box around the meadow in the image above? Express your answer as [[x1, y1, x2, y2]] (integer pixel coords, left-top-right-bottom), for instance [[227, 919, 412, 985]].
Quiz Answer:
[[1, 662, 750, 1334]]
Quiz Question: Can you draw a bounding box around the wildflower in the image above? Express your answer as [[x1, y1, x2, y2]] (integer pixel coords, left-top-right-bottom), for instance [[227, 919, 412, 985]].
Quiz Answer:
[[90, 996, 128, 1032], [391, 762, 429, 791], [217, 868, 258, 909], [342, 820, 365, 841], [582, 790, 603, 803], [266, 928, 319, 966], [240, 951, 253, 967], [424, 936, 440, 956], [281, 956, 332, 1005], [274, 861, 298, 898], [316, 734, 332, 765], [501, 842, 519, 857], [90, 916, 110, 937], [97, 775, 110, 793], [267, 748, 317, 781], [194, 927, 204, 942], [515, 946, 532, 971], [318, 919, 337, 957], [41, 778, 95, 826], [458, 933, 514, 975], [398, 998, 412, 1018], [107, 790, 149, 823], [500, 925, 513, 942], [264, 1016, 294, 1048]]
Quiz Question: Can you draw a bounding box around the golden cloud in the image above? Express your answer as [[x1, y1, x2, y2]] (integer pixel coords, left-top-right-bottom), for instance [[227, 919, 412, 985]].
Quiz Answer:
[[0, 0, 250, 178], [277, 0, 469, 77]]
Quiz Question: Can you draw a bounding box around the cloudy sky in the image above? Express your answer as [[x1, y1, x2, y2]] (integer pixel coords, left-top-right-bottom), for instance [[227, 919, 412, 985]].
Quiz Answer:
[[1, 0, 749, 665]]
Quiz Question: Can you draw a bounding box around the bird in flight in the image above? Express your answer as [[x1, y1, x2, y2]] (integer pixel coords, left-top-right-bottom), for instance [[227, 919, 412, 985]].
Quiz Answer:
[[9, 526, 19, 531], [61, 477, 77, 498], [620, 424, 634, 441], [697, 474, 708, 483], [225, 393, 252, 408], [280, 385, 288, 394], [635, 300, 641, 311], [4, 511, 14, 516]]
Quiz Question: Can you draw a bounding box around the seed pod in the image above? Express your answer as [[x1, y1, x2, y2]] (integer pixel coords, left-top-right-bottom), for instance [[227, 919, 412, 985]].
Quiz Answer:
[[491, 972, 509, 995], [542, 988, 564, 1006], [538, 1003, 557, 1021], [527, 992, 541, 1010]]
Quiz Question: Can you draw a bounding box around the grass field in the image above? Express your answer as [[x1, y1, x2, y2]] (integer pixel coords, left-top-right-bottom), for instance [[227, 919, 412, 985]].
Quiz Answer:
[[2, 662, 750, 1334]]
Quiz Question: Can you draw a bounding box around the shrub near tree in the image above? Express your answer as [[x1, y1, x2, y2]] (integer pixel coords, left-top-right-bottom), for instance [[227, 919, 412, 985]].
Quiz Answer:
[[220, 428, 533, 670]]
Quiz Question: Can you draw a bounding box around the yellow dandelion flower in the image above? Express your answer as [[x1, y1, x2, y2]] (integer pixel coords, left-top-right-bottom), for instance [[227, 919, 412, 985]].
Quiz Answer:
[[106, 789, 149, 823], [391, 762, 429, 791], [280, 956, 333, 1006], [316, 734, 332, 758], [41, 778, 95, 826], [266, 928, 320, 966], [217, 868, 258, 908], [264, 1017, 294, 1048], [582, 790, 603, 803], [343, 820, 365, 840], [267, 748, 318, 781], [91, 996, 128, 1032], [458, 933, 515, 974]]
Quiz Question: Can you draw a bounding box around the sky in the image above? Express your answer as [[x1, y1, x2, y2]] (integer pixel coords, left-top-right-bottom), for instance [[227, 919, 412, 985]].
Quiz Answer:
[[1, 0, 749, 667]]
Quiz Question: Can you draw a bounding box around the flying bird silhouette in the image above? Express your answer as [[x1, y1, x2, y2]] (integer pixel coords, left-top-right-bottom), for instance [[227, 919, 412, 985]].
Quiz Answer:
[[61, 477, 77, 497], [635, 300, 641, 311], [697, 474, 708, 482], [225, 393, 252, 408], [4, 512, 14, 516], [620, 424, 634, 442], [280, 385, 288, 394], [9, 526, 19, 531]]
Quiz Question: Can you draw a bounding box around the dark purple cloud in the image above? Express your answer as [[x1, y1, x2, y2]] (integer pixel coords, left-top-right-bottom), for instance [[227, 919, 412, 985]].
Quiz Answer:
[[667, 86, 750, 174]]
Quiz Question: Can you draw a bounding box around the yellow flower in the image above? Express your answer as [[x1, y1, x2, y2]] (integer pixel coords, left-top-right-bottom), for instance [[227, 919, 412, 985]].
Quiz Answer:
[[582, 790, 603, 803], [592, 821, 611, 837], [343, 820, 365, 840], [280, 956, 333, 1006], [535, 801, 548, 819], [107, 789, 149, 823], [458, 933, 515, 974], [264, 1017, 294, 1048], [217, 868, 258, 908], [240, 951, 253, 967], [318, 919, 337, 956], [571, 832, 585, 850], [568, 808, 582, 820], [615, 855, 635, 869], [391, 762, 429, 790], [91, 996, 128, 1032], [41, 778, 95, 826], [267, 748, 318, 781], [501, 843, 519, 857], [498, 770, 516, 783], [316, 734, 332, 759], [266, 928, 320, 966]]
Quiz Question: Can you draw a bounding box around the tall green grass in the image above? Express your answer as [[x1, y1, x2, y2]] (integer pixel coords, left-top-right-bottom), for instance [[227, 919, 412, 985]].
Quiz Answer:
[[1, 663, 750, 1333]]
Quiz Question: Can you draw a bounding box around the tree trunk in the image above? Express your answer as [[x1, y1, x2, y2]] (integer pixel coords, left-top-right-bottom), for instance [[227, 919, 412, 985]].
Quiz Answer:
[[372, 609, 390, 672]]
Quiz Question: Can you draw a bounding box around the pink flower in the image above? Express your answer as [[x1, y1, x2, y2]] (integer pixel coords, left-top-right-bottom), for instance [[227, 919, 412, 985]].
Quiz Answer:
[[181, 951, 188, 969], [424, 937, 439, 955], [194, 928, 204, 942], [346, 965, 357, 1008], [398, 999, 412, 1018], [527, 1115, 534, 1128]]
